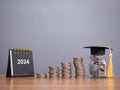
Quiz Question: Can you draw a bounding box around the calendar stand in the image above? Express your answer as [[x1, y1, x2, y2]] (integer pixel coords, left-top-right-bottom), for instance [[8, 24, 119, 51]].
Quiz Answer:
[[6, 48, 34, 77]]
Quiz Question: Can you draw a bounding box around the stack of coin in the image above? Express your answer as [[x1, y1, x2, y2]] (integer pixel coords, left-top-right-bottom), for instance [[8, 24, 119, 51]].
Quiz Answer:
[[73, 57, 85, 78], [61, 62, 72, 78], [49, 66, 59, 78], [36, 73, 47, 78]]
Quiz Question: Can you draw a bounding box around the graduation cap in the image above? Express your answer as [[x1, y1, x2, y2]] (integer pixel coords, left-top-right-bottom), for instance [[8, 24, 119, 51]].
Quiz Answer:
[[84, 46, 114, 78], [84, 46, 112, 55]]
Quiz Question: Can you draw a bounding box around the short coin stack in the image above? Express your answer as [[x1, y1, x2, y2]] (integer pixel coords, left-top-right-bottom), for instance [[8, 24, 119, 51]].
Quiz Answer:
[[36, 73, 47, 78], [73, 57, 85, 78], [61, 62, 72, 78], [49, 66, 59, 78]]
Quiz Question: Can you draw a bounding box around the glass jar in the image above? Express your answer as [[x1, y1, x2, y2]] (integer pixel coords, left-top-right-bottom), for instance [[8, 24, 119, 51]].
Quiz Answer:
[[89, 55, 106, 78]]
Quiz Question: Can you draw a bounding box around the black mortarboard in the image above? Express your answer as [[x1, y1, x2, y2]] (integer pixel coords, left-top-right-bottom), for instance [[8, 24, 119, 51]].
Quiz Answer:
[[84, 46, 112, 55]]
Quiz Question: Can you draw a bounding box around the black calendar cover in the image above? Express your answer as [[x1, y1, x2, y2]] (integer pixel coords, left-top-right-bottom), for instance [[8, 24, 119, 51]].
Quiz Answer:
[[6, 49, 34, 77]]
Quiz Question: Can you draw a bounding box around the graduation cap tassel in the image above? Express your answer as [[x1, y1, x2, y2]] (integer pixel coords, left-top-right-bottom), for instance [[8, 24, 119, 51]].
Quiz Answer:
[[107, 47, 114, 78]]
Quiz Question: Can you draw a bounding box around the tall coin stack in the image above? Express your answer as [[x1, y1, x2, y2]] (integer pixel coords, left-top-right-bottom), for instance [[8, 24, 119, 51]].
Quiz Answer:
[[73, 57, 85, 78], [61, 62, 72, 78], [49, 66, 59, 78]]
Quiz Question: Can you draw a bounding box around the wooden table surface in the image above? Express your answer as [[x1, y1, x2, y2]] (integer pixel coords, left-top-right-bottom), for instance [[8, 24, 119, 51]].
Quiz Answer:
[[0, 75, 120, 90]]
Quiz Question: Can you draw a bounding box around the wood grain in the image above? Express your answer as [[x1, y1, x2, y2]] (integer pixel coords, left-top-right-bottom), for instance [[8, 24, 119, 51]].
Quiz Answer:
[[0, 75, 120, 90]]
